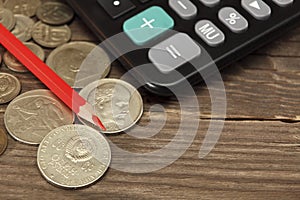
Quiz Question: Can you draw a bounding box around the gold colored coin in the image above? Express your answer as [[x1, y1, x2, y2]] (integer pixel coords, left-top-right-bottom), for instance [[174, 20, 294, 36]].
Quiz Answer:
[[32, 21, 71, 48], [46, 42, 111, 87], [0, 128, 8, 156], [3, 42, 45, 73], [79, 79, 144, 134], [4, 89, 74, 145], [0, 72, 21, 104], [37, 124, 111, 188], [36, 2, 74, 25], [4, 0, 41, 17]]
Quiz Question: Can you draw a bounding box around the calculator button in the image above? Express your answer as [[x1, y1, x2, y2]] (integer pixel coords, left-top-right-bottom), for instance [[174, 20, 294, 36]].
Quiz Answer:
[[242, 0, 271, 20], [97, 0, 136, 19], [169, 0, 197, 20], [195, 20, 225, 47], [218, 7, 248, 33], [149, 33, 201, 73], [272, 0, 293, 7], [199, 0, 220, 7], [123, 6, 174, 45]]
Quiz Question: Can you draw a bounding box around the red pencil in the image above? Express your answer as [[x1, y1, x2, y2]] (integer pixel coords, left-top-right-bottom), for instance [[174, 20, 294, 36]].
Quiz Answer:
[[0, 23, 106, 131]]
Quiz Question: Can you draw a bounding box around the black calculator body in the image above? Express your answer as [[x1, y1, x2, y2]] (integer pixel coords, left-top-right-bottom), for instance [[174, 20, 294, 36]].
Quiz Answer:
[[66, 0, 300, 96]]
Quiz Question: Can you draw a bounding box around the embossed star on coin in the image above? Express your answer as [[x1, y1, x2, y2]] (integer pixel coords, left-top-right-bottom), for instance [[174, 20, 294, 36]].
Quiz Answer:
[[0, 8, 16, 31], [32, 21, 71, 48], [4, 89, 74, 145], [0, 128, 8, 156], [4, 0, 41, 17], [36, 2, 74, 25], [37, 124, 111, 188], [46, 42, 111, 87], [79, 79, 144, 134], [11, 14, 34, 42], [0, 73, 21, 104]]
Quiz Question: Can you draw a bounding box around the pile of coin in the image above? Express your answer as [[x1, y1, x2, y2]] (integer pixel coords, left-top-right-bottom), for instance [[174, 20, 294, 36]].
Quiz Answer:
[[0, 0, 144, 189]]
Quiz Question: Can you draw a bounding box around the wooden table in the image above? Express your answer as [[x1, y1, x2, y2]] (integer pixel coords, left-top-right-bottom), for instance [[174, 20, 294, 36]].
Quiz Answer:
[[0, 0, 299, 199]]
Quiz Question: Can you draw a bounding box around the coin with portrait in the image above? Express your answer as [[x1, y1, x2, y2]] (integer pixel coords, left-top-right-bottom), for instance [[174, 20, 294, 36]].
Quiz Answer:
[[36, 2, 74, 25], [79, 79, 143, 134], [11, 14, 34, 42], [46, 42, 111, 87], [4, 89, 74, 145], [4, 0, 41, 17], [0, 73, 21, 104], [37, 124, 111, 188], [32, 21, 71, 48], [0, 8, 16, 31], [0, 128, 8, 156]]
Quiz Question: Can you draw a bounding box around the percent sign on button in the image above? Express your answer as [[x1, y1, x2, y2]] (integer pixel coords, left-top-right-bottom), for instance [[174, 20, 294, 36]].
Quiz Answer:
[[226, 13, 240, 25]]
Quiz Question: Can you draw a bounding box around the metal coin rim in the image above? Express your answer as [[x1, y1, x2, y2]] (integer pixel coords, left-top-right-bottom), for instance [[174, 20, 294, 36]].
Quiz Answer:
[[37, 124, 111, 188], [32, 21, 72, 48], [46, 41, 111, 87], [0, 128, 8, 156], [0, 72, 21, 104], [36, 2, 74, 25], [4, 89, 75, 145], [79, 78, 144, 134]]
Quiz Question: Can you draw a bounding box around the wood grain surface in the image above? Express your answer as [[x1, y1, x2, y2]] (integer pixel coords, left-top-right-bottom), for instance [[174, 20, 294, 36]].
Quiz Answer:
[[0, 0, 299, 199]]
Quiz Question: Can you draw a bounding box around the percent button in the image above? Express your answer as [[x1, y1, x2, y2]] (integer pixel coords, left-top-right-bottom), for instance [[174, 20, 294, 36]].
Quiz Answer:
[[218, 7, 248, 33]]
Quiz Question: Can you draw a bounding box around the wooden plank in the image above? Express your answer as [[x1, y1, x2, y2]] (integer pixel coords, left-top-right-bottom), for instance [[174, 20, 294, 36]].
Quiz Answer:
[[0, 120, 299, 199]]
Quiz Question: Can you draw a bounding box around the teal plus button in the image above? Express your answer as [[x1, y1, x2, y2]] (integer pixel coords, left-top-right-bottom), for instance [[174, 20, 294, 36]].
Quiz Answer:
[[123, 6, 174, 45]]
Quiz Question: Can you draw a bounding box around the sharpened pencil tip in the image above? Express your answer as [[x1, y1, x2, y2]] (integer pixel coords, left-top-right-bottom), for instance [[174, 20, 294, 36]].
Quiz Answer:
[[92, 115, 106, 131]]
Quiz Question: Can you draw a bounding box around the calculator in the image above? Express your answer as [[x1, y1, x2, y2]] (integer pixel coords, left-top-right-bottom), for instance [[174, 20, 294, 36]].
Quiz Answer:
[[66, 0, 300, 95]]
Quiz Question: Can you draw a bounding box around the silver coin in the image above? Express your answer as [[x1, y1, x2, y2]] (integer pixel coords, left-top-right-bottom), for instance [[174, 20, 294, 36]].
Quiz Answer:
[[37, 124, 111, 188], [0, 72, 21, 104], [46, 42, 111, 87], [11, 14, 34, 42], [79, 79, 144, 134], [0, 8, 16, 31], [4, 89, 74, 145], [4, 0, 41, 17], [32, 21, 71, 48], [36, 2, 74, 25]]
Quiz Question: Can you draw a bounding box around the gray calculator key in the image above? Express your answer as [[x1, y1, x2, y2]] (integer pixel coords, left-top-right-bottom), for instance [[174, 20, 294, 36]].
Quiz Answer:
[[272, 0, 293, 7], [218, 7, 248, 33], [199, 0, 220, 7], [195, 20, 225, 47], [169, 0, 197, 20], [149, 33, 201, 73], [242, 0, 271, 20]]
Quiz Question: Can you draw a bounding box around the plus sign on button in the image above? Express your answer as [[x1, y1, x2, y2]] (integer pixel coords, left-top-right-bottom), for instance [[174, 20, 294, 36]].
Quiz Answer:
[[123, 6, 174, 45]]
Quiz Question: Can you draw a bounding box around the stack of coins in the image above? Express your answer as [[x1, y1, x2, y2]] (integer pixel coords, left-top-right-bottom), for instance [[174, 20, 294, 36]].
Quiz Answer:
[[0, 0, 144, 189]]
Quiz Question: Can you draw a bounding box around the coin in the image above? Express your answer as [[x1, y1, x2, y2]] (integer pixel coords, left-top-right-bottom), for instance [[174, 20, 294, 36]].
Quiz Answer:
[[25, 42, 45, 61], [0, 8, 16, 31], [11, 14, 34, 42], [0, 73, 21, 104], [46, 42, 111, 87], [79, 79, 143, 134], [37, 124, 111, 188], [3, 42, 45, 72], [4, 0, 41, 17], [32, 21, 71, 48], [36, 2, 74, 25], [4, 89, 74, 145], [0, 128, 8, 156], [3, 50, 28, 72]]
